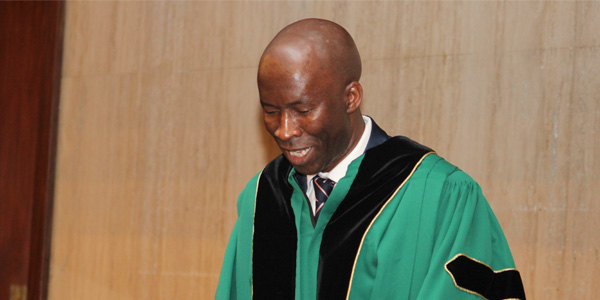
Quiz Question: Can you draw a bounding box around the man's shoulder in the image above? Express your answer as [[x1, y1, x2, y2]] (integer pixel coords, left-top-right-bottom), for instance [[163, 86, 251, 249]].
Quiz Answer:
[[379, 135, 434, 154], [365, 134, 477, 185], [416, 152, 481, 188]]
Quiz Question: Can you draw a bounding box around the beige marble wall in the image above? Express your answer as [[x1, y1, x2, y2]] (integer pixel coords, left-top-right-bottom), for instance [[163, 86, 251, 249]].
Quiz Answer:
[[49, 1, 599, 299]]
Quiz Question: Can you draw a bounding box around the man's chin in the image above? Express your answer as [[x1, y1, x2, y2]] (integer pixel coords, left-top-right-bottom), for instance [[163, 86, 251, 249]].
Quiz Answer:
[[288, 162, 318, 176]]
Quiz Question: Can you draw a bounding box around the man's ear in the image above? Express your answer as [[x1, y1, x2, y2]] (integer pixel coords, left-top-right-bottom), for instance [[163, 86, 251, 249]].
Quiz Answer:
[[345, 81, 363, 113]]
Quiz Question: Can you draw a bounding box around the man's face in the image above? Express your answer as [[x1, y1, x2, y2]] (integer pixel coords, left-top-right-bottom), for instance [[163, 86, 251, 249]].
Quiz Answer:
[[258, 60, 353, 175]]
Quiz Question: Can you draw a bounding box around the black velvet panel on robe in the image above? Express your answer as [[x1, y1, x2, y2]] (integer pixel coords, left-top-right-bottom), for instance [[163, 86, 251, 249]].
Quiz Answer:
[[317, 137, 432, 299], [446, 254, 526, 300], [253, 156, 296, 299]]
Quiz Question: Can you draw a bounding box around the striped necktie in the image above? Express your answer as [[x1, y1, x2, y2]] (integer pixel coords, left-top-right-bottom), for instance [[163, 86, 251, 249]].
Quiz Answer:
[[313, 176, 335, 218]]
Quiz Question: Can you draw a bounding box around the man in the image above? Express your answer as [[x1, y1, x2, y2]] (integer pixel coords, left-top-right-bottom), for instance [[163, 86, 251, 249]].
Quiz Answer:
[[216, 18, 525, 300]]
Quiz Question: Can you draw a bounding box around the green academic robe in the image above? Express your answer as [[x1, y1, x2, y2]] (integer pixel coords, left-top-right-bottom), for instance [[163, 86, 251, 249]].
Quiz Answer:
[[216, 137, 525, 300]]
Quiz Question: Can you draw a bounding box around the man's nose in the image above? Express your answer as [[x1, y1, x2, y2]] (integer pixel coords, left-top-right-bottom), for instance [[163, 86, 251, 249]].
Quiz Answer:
[[274, 112, 301, 141]]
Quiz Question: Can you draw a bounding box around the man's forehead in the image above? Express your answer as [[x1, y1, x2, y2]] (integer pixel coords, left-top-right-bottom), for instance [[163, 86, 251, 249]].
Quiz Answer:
[[259, 43, 325, 82], [262, 37, 318, 64]]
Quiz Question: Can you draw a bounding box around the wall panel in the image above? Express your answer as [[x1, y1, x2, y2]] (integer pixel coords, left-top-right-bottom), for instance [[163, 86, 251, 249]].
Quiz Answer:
[[50, 2, 599, 299]]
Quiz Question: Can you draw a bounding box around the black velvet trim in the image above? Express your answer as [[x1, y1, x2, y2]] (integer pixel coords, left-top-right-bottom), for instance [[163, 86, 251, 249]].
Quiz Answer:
[[252, 156, 297, 299], [365, 117, 390, 151], [317, 137, 432, 300], [446, 254, 526, 300]]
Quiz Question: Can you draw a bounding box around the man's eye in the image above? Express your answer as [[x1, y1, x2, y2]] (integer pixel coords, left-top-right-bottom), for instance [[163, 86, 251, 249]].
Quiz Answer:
[[297, 109, 310, 115]]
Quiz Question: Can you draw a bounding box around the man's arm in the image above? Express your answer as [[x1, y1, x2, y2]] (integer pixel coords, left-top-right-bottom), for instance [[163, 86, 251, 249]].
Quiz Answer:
[[415, 171, 525, 300]]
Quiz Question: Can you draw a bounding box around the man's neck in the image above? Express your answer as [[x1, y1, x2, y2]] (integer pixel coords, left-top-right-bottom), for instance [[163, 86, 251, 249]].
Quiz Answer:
[[315, 115, 372, 183]]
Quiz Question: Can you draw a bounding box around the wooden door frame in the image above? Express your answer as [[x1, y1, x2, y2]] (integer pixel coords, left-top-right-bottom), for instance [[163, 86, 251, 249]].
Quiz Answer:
[[27, 2, 65, 299], [0, 2, 65, 300]]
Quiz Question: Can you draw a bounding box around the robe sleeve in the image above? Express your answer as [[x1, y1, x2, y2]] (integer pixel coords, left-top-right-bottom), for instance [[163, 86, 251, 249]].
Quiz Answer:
[[215, 173, 260, 300], [415, 171, 525, 300], [215, 222, 239, 300]]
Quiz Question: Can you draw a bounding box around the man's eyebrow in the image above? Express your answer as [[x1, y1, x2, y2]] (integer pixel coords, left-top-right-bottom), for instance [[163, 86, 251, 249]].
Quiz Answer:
[[287, 99, 309, 106], [260, 99, 309, 107], [260, 100, 279, 107]]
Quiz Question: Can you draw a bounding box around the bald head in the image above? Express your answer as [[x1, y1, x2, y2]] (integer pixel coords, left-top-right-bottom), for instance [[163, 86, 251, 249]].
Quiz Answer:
[[258, 18, 362, 87]]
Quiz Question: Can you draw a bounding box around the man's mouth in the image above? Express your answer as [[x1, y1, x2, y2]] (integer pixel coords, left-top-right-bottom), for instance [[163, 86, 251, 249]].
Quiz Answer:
[[287, 147, 311, 158]]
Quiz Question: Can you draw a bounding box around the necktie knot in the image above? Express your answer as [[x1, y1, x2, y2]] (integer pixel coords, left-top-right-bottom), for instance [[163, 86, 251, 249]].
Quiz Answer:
[[313, 176, 335, 217]]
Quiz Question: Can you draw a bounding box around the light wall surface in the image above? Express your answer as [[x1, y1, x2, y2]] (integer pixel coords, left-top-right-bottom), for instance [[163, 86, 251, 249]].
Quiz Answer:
[[49, 1, 599, 299]]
